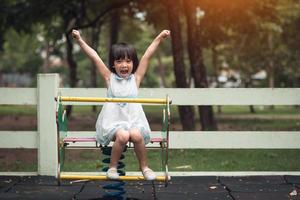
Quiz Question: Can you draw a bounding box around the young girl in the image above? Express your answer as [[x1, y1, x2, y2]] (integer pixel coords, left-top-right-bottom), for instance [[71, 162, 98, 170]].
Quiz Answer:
[[72, 29, 170, 180]]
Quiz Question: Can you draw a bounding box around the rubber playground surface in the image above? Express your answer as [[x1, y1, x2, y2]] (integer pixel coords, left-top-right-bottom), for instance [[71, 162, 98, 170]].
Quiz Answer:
[[1, 175, 300, 200]]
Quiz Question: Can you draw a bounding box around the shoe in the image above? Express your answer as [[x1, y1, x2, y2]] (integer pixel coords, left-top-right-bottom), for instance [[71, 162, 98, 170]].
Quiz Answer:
[[142, 167, 156, 181], [106, 167, 119, 179]]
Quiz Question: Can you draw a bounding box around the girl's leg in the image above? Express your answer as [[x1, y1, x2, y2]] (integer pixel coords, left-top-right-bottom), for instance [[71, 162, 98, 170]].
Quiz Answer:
[[130, 128, 156, 180], [129, 128, 148, 169], [107, 129, 129, 179]]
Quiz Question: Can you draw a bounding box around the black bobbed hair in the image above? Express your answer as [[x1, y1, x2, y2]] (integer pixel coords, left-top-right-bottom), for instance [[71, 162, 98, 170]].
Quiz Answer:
[[109, 42, 139, 74]]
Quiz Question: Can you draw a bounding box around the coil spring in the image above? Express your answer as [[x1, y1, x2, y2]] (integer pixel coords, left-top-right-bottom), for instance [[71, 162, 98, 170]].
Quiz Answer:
[[101, 146, 126, 199]]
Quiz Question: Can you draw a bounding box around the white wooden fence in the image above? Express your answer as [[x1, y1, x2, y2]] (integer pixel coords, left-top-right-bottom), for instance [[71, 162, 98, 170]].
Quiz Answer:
[[1, 73, 300, 176]]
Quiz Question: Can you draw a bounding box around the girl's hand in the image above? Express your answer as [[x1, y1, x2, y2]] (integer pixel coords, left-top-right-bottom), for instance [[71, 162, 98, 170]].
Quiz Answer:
[[158, 30, 171, 40], [72, 29, 81, 41]]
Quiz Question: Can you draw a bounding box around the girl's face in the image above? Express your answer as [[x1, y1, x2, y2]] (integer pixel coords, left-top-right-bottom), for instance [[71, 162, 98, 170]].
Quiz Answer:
[[113, 57, 133, 78]]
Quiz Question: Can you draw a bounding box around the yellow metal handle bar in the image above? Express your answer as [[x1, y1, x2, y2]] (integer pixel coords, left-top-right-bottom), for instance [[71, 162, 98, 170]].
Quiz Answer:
[[58, 96, 170, 104], [60, 174, 171, 182]]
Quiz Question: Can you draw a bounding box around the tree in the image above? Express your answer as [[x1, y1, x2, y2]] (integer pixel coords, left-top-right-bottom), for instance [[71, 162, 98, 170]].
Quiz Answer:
[[277, 0, 300, 87], [183, 0, 217, 130], [0, 28, 43, 77], [163, 0, 196, 130], [221, 0, 300, 89]]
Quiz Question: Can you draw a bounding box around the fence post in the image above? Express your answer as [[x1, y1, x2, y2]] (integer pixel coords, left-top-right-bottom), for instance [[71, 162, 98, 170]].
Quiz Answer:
[[37, 73, 59, 176]]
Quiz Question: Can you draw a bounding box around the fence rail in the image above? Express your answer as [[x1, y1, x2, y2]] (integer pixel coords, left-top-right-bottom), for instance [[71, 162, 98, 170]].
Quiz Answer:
[[0, 73, 299, 176]]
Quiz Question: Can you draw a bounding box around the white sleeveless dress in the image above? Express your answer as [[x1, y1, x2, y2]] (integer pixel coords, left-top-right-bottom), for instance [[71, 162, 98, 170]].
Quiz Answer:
[[95, 73, 151, 145]]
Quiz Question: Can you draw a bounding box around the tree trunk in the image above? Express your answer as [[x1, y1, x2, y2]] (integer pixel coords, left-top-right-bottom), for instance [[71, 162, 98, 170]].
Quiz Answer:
[[156, 52, 166, 87], [163, 0, 195, 131], [90, 26, 101, 112], [212, 47, 218, 83], [267, 33, 275, 110], [212, 47, 222, 114], [90, 26, 101, 89], [109, 9, 120, 47], [267, 33, 275, 88], [42, 41, 50, 73], [245, 79, 256, 113], [65, 32, 78, 117], [184, 0, 217, 131]]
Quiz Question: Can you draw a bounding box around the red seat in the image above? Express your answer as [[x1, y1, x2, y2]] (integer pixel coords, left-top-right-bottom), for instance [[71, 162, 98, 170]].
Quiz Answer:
[[63, 137, 96, 143], [150, 138, 163, 143], [63, 137, 162, 143]]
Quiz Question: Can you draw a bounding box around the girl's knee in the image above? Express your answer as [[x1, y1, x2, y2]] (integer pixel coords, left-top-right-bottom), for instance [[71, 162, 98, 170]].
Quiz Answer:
[[115, 129, 130, 144], [130, 128, 143, 143]]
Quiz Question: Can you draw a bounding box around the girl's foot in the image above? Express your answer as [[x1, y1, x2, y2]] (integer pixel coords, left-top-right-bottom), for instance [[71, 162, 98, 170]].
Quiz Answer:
[[142, 167, 156, 181], [107, 167, 119, 179]]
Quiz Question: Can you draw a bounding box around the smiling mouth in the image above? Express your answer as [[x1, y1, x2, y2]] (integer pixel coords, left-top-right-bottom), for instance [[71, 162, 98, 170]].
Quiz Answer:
[[120, 69, 129, 75]]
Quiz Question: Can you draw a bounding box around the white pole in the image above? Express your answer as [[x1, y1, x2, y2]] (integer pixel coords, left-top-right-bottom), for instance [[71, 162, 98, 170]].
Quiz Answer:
[[37, 73, 59, 176]]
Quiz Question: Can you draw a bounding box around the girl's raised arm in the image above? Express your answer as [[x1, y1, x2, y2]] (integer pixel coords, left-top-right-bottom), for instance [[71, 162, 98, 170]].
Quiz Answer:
[[72, 30, 111, 84], [135, 30, 170, 88]]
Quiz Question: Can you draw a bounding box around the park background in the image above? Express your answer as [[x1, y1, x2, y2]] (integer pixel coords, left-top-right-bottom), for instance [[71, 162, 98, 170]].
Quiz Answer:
[[0, 0, 300, 173]]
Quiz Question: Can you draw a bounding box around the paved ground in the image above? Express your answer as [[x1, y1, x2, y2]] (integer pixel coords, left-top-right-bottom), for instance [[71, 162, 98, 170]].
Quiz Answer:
[[0, 175, 300, 200]]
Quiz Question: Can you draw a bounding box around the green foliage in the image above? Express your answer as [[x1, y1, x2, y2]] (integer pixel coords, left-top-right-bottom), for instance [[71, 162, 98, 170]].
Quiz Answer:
[[0, 0, 300, 88], [205, 0, 300, 86], [0, 28, 43, 75]]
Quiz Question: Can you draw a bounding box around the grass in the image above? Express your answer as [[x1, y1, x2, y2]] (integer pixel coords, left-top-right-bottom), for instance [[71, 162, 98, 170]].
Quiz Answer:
[[0, 105, 37, 116], [60, 149, 300, 172], [217, 118, 300, 131], [216, 105, 300, 115], [0, 160, 37, 172], [12, 149, 298, 172], [1, 105, 299, 117]]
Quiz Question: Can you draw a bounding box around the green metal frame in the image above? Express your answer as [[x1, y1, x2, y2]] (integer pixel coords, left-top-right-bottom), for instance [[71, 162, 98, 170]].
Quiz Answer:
[[56, 96, 68, 185], [160, 95, 171, 185]]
